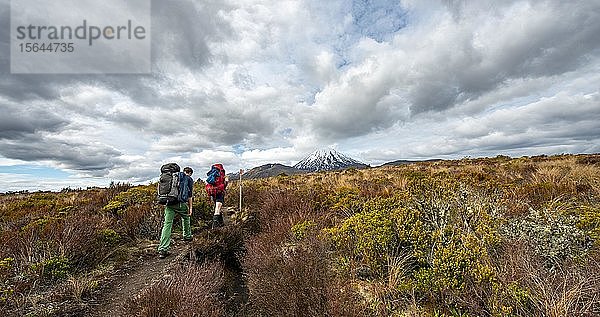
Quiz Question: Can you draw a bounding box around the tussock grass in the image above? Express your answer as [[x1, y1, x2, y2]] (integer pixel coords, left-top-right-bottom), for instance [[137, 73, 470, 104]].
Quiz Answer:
[[233, 154, 600, 316], [124, 263, 225, 317]]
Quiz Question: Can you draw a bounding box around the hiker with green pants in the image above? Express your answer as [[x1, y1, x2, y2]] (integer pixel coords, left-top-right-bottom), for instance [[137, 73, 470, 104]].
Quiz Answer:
[[158, 166, 194, 258]]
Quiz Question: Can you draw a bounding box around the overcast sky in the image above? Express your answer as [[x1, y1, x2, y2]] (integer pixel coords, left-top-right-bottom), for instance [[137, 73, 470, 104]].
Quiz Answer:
[[1, 0, 599, 192]]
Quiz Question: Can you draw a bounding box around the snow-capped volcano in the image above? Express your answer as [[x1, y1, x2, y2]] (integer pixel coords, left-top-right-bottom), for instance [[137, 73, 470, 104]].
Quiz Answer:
[[293, 149, 368, 172]]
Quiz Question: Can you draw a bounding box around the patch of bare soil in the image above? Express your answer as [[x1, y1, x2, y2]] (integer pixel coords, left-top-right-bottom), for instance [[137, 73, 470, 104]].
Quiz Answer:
[[87, 236, 195, 317]]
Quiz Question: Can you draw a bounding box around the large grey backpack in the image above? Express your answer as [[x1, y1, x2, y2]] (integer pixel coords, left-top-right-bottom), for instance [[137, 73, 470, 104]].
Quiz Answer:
[[157, 163, 181, 205]]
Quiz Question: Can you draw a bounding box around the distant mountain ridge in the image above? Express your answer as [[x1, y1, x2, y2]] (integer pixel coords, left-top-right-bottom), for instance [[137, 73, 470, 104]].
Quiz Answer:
[[232, 163, 306, 180], [229, 149, 445, 180], [228, 151, 445, 180], [229, 149, 369, 180], [382, 159, 442, 166], [293, 149, 368, 172]]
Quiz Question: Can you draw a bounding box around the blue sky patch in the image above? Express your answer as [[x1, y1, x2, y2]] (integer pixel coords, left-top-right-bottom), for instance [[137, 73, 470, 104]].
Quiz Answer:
[[0, 165, 70, 178], [351, 0, 408, 42]]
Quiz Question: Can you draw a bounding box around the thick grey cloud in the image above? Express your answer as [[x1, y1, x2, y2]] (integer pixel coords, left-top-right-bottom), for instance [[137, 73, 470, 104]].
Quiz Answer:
[[0, 102, 67, 139], [413, 0, 600, 111], [0, 99, 124, 175], [0, 0, 224, 105], [0, 135, 123, 175], [453, 93, 600, 139], [150, 0, 219, 69], [309, 0, 600, 140], [0, 0, 269, 177], [0, 4, 64, 101], [351, 89, 600, 164]]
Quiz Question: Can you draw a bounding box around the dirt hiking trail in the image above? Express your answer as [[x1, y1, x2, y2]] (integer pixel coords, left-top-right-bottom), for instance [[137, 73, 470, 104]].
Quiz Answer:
[[89, 236, 194, 317], [88, 207, 242, 317]]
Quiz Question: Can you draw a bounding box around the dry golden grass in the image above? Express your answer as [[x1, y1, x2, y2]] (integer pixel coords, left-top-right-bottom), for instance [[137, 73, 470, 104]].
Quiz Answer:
[[234, 154, 600, 316]]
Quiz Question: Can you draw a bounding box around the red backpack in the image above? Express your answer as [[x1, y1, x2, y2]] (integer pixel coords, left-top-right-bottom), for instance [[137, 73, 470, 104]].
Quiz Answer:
[[205, 164, 226, 196]]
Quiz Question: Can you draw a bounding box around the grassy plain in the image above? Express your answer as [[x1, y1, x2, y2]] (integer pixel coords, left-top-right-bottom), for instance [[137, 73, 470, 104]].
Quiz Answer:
[[1, 154, 600, 316]]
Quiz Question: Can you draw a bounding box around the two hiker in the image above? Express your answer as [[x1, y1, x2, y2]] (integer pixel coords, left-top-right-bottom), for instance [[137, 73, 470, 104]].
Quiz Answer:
[[156, 163, 228, 258]]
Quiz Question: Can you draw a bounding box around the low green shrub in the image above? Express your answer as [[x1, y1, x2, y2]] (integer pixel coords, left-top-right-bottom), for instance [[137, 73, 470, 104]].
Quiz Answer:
[[326, 179, 503, 314], [576, 205, 600, 246], [291, 220, 317, 241], [97, 229, 121, 247], [102, 186, 155, 215], [32, 256, 71, 280]]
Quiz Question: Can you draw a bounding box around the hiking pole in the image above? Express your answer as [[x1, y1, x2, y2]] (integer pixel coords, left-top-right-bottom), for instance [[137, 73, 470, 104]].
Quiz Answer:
[[239, 169, 243, 212]]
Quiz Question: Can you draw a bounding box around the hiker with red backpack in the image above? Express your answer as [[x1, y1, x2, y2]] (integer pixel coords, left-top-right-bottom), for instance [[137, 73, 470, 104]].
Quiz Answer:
[[156, 165, 194, 259], [205, 163, 228, 228]]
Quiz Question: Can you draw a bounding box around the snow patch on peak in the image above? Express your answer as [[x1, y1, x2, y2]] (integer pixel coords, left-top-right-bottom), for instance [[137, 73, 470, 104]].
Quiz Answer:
[[293, 148, 367, 171]]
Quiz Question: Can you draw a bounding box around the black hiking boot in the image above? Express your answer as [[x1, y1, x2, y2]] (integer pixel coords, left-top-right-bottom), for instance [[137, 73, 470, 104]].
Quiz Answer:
[[158, 250, 169, 259], [182, 236, 193, 242], [212, 214, 224, 229]]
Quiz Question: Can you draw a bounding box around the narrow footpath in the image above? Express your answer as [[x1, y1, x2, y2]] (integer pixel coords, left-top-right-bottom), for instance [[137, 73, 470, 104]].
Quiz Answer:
[[87, 207, 246, 317], [89, 237, 193, 317]]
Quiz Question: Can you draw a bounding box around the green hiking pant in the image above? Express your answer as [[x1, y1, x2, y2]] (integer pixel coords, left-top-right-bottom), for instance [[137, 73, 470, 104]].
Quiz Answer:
[[158, 202, 191, 252]]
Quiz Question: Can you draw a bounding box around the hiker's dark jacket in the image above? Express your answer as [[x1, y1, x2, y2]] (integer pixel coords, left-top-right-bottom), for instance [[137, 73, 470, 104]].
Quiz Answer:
[[179, 173, 194, 202]]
